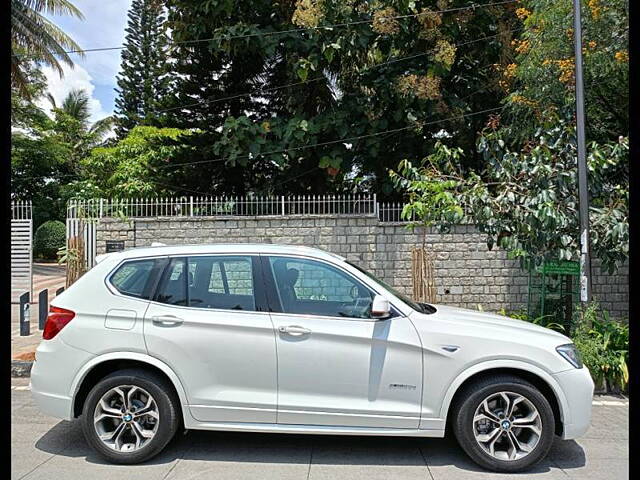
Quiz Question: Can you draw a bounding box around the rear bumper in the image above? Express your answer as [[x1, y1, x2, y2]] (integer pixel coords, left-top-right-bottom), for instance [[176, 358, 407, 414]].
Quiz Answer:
[[30, 337, 95, 421], [30, 388, 73, 420], [553, 367, 594, 439]]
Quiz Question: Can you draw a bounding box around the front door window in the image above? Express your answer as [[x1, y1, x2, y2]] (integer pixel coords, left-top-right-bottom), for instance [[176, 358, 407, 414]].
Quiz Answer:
[[267, 256, 373, 318]]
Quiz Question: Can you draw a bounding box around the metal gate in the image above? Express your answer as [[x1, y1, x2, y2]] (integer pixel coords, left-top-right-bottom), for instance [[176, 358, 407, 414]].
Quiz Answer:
[[11, 201, 32, 303], [66, 201, 97, 270]]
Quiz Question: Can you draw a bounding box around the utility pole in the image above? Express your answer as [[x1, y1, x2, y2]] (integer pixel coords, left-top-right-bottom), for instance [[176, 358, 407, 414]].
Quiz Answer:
[[573, 0, 592, 303]]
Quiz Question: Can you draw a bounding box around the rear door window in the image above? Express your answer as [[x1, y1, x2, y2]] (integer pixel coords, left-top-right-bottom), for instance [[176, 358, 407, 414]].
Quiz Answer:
[[155, 258, 188, 306], [155, 256, 257, 311]]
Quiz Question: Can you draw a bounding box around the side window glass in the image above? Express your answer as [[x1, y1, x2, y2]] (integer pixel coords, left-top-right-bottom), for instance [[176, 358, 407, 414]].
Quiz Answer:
[[110, 259, 155, 299], [188, 256, 256, 311], [156, 258, 187, 305], [268, 257, 373, 318]]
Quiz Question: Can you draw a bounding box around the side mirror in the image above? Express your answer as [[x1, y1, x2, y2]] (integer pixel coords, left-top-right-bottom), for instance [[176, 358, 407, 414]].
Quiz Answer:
[[371, 295, 391, 319]]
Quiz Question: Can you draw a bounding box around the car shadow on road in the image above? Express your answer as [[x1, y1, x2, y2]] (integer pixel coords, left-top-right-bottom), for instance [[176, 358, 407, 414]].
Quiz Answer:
[[35, 420, 586, 472]]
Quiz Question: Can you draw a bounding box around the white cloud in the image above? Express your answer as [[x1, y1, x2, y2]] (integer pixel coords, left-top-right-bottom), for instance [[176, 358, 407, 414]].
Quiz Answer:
[[37, 63, 111, 123], [45, 0, 132, 113]]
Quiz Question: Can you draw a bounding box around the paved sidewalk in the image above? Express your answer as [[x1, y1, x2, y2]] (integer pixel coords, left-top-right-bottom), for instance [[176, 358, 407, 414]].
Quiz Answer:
[[12, 263, 66, 360], [11, 379, 628, 480]]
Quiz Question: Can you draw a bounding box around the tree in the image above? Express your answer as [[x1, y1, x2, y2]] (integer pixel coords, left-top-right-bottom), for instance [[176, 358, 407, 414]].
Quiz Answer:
[[390, 122, 629, 274], [64, 126, 195, 199], [48, 88, 115, 166], [114, 0, 170, 137], [11, 88, 114, 227], [11, 60, 49, 128], [496, 0, 628, 144], [155, 0, 519, 196], [11, 0, 85, 99]]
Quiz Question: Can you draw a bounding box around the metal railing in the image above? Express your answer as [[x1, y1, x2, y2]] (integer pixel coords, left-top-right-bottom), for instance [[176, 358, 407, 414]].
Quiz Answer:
[[67, 194, 379, 219], [378, 202, 414, 223], [11, 200, 32, 220], [65, 195, 422, 223]]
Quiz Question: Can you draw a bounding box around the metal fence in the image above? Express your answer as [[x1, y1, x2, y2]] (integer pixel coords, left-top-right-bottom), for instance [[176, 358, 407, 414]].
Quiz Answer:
[[11, 201, 32, 303], [67, 195, 385, 269], [67, 194, 380, 219], [378, 202, 415, 223]]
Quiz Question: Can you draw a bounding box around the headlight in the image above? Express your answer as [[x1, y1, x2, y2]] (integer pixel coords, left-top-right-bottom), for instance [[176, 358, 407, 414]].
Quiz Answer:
[[556, 343, 583, 369]]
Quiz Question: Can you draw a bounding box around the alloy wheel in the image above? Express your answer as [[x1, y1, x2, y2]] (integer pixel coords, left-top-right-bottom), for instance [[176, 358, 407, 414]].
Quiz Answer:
[[472, 391, 543, 461], [93, 385, 160, 452]]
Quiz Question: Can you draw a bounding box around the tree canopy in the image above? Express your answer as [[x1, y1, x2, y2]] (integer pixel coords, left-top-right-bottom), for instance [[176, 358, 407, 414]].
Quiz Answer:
[[152, 0, 520, 196], [11, 0, 84, 98]]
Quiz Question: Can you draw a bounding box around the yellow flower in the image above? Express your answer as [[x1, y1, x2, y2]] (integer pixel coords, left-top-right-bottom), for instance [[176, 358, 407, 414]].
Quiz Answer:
[[615, 50, 629, 63], [587, 0, 602, 20], [417, 8, 442, 30], [510, 94, 538, 108], [555, 58, 575, 84], [514, 39, 530, 54], [397, 74, 441, 100], [292, 0, 325, 28], [504, 63, 518, 78], [515, 8, 531, 20], [434, 39, 457, 68], [372, 7, 400, 35], [588, 41, 597, 49]]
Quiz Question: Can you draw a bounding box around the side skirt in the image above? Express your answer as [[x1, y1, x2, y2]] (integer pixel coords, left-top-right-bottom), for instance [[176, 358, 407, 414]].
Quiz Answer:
[[182, 420, 445, 437]]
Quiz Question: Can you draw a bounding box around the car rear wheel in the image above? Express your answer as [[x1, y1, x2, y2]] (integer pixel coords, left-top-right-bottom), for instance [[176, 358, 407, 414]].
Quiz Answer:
[[81, 368, 180, 464], [451, 375, 555, 472]]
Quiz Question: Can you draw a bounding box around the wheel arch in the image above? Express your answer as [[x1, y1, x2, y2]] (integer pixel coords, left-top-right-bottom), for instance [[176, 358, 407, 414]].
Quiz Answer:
[[440, 361, 569, 436], [70, 352, 189, 421]]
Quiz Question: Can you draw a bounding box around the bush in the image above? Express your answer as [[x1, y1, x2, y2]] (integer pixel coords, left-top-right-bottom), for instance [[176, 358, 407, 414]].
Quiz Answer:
[[573, 303, 629, 392], [34, 220, 66, 260]]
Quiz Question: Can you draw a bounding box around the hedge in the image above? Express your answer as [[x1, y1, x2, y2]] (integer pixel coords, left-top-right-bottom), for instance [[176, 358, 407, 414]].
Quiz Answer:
[[34, 220, 66, 260]]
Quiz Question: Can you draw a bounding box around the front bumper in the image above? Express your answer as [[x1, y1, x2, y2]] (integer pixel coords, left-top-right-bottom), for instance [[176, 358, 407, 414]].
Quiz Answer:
[[553, 366, 594, 439]]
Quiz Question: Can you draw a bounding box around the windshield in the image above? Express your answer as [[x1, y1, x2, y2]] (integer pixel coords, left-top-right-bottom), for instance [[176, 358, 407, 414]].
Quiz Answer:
[[346, 261, 435, 314]]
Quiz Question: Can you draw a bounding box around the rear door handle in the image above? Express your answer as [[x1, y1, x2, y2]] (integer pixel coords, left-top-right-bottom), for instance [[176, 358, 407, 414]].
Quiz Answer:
[[152, 315, 184, 326], [278, 325, 311, 336]]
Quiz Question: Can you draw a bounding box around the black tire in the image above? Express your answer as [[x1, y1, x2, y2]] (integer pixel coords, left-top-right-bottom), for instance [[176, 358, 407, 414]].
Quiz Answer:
[[81, 368, 180, 464], [451, 374, 555, 473]]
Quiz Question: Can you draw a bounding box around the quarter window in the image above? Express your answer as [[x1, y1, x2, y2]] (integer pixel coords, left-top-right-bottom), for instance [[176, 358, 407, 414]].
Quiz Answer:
[[110, 259, 156, 299], [268, 257, 373, 318]]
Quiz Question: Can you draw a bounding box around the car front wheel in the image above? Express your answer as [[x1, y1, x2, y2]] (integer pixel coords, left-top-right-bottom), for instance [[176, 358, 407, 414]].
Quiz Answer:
[[452, 375, 555, 472], [81, 368, 180, 464]]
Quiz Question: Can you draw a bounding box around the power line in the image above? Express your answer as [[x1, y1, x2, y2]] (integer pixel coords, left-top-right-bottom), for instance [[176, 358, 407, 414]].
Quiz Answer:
[[146, 106, 504, 195], [151, 105, 506, 173], [12, 0, 517, 59], [155, 28, 520, 115]]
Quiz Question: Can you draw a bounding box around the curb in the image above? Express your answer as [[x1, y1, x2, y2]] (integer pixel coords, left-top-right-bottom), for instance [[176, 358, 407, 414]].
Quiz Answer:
[[11, 360, 33, 378]]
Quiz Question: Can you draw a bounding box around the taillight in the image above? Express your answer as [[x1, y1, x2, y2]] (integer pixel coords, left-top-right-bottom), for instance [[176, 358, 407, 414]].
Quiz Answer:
[[43, 306, 75, 340]]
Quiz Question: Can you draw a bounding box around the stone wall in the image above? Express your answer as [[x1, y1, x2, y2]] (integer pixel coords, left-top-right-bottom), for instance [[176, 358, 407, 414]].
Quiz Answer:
[[96, 215, 628, 318]]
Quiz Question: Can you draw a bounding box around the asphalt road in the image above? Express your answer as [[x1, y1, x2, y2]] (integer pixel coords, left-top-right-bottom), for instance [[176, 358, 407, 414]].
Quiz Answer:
[[11, 379, 628, 480]]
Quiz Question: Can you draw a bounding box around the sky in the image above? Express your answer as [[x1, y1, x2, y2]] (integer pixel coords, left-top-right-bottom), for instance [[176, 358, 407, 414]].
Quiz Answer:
[[41, 1, 132, 123]]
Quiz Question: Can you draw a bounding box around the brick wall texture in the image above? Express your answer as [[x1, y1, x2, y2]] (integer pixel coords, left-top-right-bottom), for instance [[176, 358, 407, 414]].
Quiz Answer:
[[96, 215, 628, 318]]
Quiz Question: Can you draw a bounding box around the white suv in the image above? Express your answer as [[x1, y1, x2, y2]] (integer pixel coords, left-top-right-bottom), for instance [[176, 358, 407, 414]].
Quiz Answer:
[[31, 244, 593, 472]]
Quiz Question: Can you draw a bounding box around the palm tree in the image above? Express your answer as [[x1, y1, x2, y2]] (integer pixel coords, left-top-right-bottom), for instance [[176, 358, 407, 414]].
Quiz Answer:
[[49, 89, 115, 163], [11, 0, 85, 99]]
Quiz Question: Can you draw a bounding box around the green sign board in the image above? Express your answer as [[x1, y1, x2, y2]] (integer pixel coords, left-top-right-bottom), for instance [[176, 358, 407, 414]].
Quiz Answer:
[[535, 260, 580, 275]]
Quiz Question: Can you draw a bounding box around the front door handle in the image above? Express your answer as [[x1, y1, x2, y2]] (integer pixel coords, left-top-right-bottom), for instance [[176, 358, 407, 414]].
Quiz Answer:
[[152, 315, 184, 327], [278, 325, 312, 336]]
